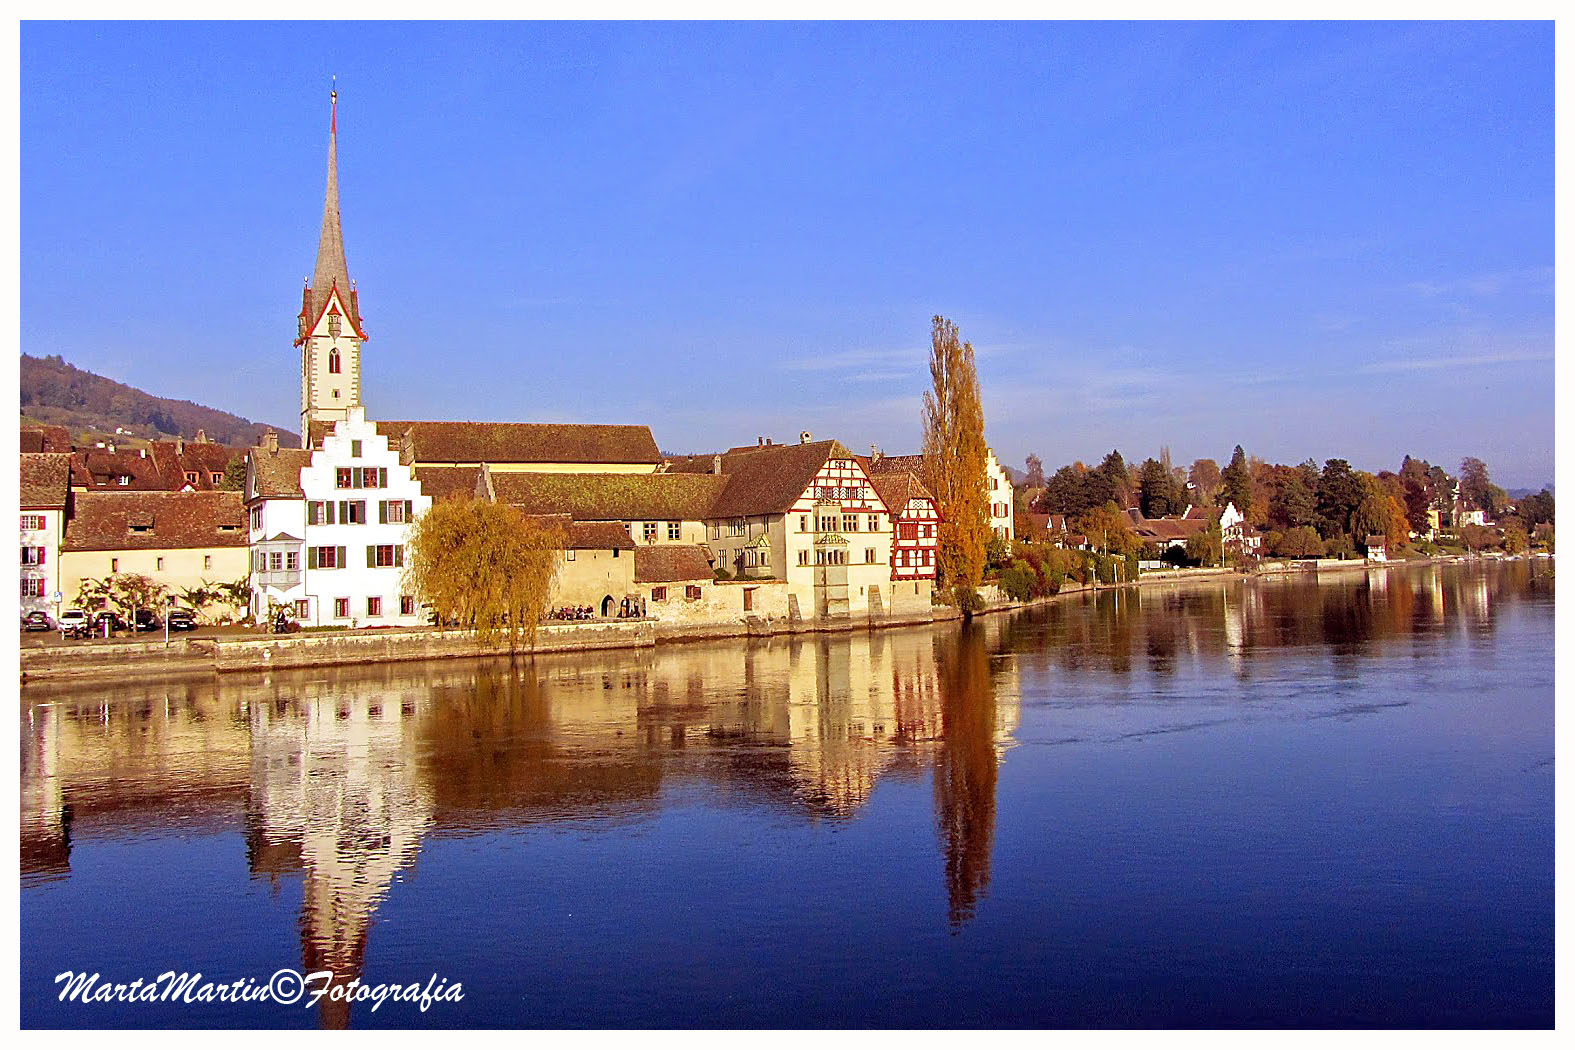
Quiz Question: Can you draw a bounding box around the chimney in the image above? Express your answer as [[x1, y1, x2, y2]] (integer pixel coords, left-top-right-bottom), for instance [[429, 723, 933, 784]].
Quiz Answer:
[[799, 430, 812, 444], [265, 430, 279, 454], [138, 448, 147, 458], [757, 436, 764, 447], [711, 454, 722, 475], [176, 437, 185, 455], [107, 442, 115, 453], [195, 429, 207, 444], [870, 445, 881, 464]]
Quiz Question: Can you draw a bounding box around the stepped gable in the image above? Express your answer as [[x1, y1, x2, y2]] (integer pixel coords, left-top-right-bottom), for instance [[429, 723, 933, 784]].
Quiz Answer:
[[375, 421, 661, 466], [634, 545, 714, 583], [488, 471, 728, 522], [63, 491, 247, 552], [20, 453, 72, 508]]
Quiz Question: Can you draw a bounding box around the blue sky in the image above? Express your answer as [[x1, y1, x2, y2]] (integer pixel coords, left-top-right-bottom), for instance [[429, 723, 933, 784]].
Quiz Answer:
[[20, 21, 1554, 487]]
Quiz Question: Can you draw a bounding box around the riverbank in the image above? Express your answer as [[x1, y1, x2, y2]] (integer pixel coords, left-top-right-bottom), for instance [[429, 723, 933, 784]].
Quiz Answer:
[[19, 554, 1540, 685]]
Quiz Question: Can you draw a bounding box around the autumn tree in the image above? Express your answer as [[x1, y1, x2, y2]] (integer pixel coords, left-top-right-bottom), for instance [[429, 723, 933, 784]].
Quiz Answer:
[[1398, 456, 1437, 534], [1185, 522, 1223, 567], [1273, 525, 1325, 558], [1459, 457, 1498, 515], [921, 316, 991, 607], [1023, 453, 1045, 489], [1074, 501, 1142, 558], [1188, 458, 1222, 507], [1518, 488, 1554, 526], [404, 497, 566, 647], [1502, 521, 1529, 555]]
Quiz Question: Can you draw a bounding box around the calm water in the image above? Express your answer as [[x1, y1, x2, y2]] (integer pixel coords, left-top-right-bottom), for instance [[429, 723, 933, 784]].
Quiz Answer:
[[20, 561, 1554, 1028]]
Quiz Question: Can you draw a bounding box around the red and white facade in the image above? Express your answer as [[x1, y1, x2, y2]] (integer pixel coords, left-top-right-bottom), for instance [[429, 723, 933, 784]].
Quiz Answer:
[[867, 471, 939, 582]]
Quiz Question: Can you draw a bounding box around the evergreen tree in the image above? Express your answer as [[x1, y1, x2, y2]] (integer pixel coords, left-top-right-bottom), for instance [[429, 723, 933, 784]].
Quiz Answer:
[[1219, 445, 1252, 513]]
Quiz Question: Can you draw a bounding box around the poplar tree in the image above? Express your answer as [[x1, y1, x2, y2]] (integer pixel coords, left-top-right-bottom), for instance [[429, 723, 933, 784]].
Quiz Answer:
[[922, 315, 990, 608]]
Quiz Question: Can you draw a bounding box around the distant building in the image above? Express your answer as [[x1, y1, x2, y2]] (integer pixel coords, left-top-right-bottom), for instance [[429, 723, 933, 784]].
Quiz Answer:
[[858, 445, 1013, 546], [1365, 534, 1388, 562]]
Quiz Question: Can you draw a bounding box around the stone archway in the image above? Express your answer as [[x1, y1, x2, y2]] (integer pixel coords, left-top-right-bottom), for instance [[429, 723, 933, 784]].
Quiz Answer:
[[601, 594, 615, 618]]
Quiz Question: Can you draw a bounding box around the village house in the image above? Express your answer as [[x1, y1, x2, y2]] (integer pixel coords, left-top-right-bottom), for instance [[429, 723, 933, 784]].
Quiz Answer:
[[246, 409, 432, 627], [669, 434, 928, 621], [59, 490, 250, 617], [1365, 534, 1389, 562], [65, 431, 245, 493], [20, 452, 71, 621], [858, 453, 939, 583], [858, 446, 1014, 546]]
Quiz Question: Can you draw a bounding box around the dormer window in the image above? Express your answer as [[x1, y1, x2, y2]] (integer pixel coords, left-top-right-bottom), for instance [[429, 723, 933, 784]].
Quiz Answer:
[[116, 475, 130, 486], [184, 471, 197, 484], [329, 348, 341, 374]]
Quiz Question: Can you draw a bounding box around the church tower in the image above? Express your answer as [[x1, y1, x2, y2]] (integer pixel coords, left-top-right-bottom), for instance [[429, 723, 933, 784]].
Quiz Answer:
[[296, 85, 367, 448]]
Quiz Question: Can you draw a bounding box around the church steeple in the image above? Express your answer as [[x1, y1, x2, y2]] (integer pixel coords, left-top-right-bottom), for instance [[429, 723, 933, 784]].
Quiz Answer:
[[297, 83, 366, 447], [310, 85, 353, 313]]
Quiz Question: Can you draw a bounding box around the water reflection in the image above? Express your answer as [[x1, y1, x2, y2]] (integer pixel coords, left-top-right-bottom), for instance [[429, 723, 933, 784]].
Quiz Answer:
[[19, 560, 1549, 1027]]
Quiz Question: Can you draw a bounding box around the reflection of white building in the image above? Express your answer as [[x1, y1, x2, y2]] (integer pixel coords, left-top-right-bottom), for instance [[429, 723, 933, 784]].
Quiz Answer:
[[248, 687, 432, 1026]]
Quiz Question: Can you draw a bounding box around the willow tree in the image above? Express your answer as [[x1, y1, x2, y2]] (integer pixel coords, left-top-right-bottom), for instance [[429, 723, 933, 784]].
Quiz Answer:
[[922, 315, 990, 608], [403, 497, 565, 648]]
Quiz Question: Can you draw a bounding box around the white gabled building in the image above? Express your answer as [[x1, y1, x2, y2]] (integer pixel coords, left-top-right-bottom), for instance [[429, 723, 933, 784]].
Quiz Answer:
[[984, 448, 1014, 544], [247, 409, 432, 627]]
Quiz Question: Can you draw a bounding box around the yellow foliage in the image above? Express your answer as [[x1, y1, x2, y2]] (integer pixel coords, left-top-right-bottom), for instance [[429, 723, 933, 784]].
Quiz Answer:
[[402, 497, 565, 648], [922, 316, 990, 600]]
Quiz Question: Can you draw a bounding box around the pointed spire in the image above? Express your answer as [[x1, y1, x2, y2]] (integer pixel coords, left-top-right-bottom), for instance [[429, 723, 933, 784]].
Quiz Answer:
[[310, 79, 353, 320]]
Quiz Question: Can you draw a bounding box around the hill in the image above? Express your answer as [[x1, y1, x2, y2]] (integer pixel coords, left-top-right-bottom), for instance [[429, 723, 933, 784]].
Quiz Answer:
[[20, 354, 299, 448]]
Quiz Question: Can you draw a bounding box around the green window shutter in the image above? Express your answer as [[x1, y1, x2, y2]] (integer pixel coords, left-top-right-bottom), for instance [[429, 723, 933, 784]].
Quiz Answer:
[[379, 500, 387, 524], [337, 546, 346, 569], [405, 499, 413, 519], [367, 545, 375, 568], [395, 545, 404, 567], [308, 547, 317, 570]]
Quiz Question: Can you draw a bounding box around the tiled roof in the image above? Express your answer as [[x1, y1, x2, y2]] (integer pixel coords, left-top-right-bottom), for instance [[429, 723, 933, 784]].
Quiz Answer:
[[375, 421, 661, 465], [634, 545, 714, 583], [147, 441, 241, 490], [674, 439, 855, 518], [63, 491, 248, 552], [20, 453, 72, 508], [864, 469, 935, 517], [69, 448, 168, 490], [867, 453, 927, 476], [414, 466, 483, 504], [20, 425, 72, 454], [249, 446, 311, 499], [1130, 516, 1209, 542], [568, 521, 636, 551], [520, 513, 636, 551], [489, 471, 729, 522]]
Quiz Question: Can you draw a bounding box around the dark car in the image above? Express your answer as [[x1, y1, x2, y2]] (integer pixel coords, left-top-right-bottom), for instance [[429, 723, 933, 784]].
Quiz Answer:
[[22, 611, 52, 631], [91, 611, 127, 634], [133, 610, 162, 632], [166, 609, 198, 632]]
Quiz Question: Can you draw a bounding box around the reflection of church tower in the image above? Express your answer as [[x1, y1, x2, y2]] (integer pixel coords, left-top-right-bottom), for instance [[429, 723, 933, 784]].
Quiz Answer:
[[247, 690, 431, 1029], [933, 624, 1000, 928], [296, 86, 367, 445]]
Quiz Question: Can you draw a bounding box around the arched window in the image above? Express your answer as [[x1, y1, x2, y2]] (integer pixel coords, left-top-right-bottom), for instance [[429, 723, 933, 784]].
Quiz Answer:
[[328, 348, 342, 374]]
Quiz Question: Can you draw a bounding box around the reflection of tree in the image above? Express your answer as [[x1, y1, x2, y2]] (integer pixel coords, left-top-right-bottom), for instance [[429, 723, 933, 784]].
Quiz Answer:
[[932, 623, 998, 928]]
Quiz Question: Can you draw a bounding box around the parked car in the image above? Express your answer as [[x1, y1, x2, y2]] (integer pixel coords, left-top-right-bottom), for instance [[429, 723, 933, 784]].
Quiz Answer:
[[22, 611, 53, 631], [133, 610, 162, 632], [166, 609, 198, 632], [58, 609, 89, 637], [91, 611, 127, 634]]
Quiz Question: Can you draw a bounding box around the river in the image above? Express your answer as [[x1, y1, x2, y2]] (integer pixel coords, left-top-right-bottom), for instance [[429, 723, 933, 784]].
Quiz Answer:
[[19, 560, 1554, 1028]]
